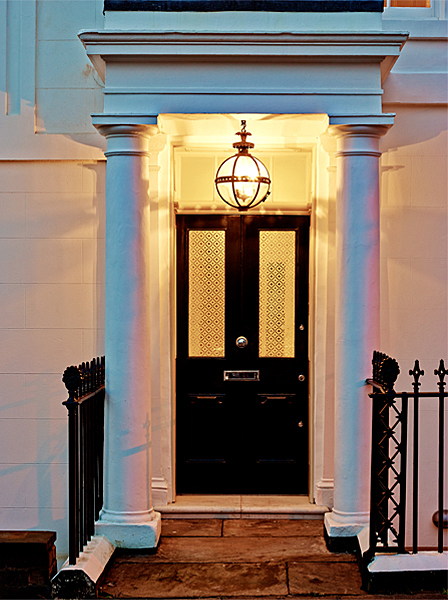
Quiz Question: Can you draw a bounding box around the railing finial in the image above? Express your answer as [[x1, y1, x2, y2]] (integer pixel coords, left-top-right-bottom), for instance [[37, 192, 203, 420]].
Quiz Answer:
[[62, 366, 83, 401], [409, 360, 424, 389], [374, 352, 400, 391], [434, 359, 448, 390]]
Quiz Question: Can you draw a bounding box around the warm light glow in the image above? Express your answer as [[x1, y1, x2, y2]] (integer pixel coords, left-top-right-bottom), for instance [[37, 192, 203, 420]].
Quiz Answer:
[[384, 0, 430, 6], [215, 121, 271, 211]]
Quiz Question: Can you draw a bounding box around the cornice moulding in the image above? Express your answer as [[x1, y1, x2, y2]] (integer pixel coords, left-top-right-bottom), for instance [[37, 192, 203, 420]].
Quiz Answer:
[[79, 30, 408, 46], [79, 30, 408, 83]]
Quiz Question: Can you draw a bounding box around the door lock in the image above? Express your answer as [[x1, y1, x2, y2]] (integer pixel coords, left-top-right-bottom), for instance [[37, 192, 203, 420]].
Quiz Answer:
[[236, 336, 248, 348], [298, 374, 306, 382]]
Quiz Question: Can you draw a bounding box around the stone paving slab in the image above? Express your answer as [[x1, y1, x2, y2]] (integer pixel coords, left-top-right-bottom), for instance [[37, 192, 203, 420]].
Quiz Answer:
[[163, 519, 223, 537], [101, 561, 288, 598], [223, 519, 323, 538], [288, 560, 366, 596], [112, 536, 354, 565]]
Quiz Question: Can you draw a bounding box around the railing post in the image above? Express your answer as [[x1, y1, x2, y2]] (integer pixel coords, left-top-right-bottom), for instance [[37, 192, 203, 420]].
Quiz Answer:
[[434, 359, 447, 554], [62, 366, 83, 565], [369, 392, 380, 556], [409, 360, 424, 554], [367, 351, 400, 557], [397, 392, 408, 553]]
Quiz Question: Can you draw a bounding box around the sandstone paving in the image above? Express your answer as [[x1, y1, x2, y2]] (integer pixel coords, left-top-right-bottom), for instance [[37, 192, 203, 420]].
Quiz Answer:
[[288, 560, 366, 596], [98, 519, 445, 599], [222, 519, 323, 538], [111, 535, 351, 565], [162, 519, 223, 537], [101, 562, 288, 598]]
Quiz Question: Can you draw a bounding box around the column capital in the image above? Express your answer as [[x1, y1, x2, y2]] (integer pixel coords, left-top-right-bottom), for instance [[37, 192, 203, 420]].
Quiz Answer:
[[328, 115, 394, 155], [328, 124, 392, 158], [92, 114, 160, 157]]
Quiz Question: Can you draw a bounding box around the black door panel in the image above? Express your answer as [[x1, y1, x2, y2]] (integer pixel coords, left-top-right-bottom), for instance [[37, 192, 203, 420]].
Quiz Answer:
[[176, 214, 309, 494]]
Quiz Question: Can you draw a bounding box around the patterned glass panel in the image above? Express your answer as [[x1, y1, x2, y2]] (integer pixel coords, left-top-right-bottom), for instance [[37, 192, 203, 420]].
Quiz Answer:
[[259, 231, 296, 358], [188, 230, 225, 357]]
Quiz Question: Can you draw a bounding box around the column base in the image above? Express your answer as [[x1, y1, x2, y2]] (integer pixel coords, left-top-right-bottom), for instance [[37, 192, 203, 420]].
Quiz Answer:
[[95, 510, 162, 549], [324, 510, 369, 553]]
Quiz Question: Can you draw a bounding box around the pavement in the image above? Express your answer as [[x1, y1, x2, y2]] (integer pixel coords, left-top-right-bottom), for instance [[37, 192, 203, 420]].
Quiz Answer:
[[98, 518, 446, 599]]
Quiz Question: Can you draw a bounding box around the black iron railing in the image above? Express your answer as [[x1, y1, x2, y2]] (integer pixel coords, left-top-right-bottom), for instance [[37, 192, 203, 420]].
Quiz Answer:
[[62, 357, 105, 565], [367, 351, 447, 558]]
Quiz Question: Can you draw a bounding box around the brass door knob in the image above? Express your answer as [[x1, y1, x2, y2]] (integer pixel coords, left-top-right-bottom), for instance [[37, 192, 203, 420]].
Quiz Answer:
[[298, 374, 306, 382], [236, 336, 248, 348]]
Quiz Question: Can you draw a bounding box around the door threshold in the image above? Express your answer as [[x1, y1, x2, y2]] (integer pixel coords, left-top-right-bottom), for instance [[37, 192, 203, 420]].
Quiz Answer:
[[155, 495, 328, 519]]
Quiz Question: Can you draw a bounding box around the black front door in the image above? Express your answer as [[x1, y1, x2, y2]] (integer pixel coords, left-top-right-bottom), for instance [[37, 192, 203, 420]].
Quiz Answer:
[[176, 214, 309, 494]]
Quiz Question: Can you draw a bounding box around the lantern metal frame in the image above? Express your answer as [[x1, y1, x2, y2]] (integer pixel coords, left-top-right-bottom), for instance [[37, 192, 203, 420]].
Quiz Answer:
[[215, 120, 271, 212]]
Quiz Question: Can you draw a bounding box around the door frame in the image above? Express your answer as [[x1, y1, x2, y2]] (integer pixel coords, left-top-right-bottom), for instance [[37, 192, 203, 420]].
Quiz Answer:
[[174, 211, 312, 496]]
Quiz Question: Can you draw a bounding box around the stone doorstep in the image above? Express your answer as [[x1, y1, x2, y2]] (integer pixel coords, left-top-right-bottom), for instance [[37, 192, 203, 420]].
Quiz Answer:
[[52, 535, 115, 599], [156, 498, 329, 520]]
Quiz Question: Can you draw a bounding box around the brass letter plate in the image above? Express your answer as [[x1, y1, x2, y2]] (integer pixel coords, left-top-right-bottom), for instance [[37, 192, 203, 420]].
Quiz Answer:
[[224, 370, 260, 382]]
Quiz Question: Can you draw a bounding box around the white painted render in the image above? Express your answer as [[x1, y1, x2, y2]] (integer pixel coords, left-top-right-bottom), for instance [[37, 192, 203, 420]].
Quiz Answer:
[[0, 0, 446, 562]]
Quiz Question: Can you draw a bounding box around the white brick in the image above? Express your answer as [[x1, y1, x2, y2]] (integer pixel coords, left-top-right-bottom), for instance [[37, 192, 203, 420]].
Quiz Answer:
[[380, 154, 412, 208], [37, 40, 102, 89], [411, 155, 448, 207], [381, 258, 448, 315], [82, 329, 105, 359], [408, 259, 447, 311], [0, 329, 83, 373], [381, 207, 447, 260], [25, 373, 67, 420], [381, 106, 448, 157], [385, 308, 447, 361], [25, 463, 68, 509], [0, 162, 83, 193], [37, 0, 98, 41], [380, 259, 413, 312], [0, 193, 25, 237], [36, 88, 103, 135], [82, 162, 106, 196], [0, 418, 67, 463], [26, 192, 104, 239], [0, 465, 29, 508], [26, 284, 98, 329], [0, 284, 25, 328], [0, 239, 82, 283], [0, 374, 26, 418], [82, 239, 105, 283]]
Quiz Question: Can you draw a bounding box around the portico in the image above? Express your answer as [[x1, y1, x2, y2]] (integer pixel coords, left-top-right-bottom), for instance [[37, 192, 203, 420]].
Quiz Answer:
[[80, 12, 407, 549]]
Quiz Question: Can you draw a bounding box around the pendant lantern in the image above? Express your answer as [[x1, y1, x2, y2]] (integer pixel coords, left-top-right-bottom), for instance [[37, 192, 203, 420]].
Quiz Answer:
[[215, 120, 271, 211]]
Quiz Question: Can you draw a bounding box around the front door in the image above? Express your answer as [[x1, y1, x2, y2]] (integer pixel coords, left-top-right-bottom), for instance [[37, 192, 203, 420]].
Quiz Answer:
[[176, 214, 309, 494]]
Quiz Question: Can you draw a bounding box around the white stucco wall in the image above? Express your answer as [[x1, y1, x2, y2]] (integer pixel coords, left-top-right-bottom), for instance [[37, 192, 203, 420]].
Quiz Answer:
[[0, 0, 106, 561], [380, 22, 447, 548], [0, 0, 446, 560]]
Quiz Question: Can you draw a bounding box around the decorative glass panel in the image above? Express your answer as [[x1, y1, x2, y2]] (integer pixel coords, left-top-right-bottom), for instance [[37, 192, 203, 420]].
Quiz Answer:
[[259, 231, 296, 358], [188, 230, 225, 357]]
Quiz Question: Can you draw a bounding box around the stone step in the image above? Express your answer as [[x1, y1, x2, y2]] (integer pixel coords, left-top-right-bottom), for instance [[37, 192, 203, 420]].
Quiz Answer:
[[156, 494, 328, 519]]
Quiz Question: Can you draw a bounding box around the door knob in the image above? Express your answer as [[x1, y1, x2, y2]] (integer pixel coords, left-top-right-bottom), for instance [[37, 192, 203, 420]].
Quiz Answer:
[[298, 374, 306, 382], [298, 421, 304, 428], [236, 336, 248, 348]]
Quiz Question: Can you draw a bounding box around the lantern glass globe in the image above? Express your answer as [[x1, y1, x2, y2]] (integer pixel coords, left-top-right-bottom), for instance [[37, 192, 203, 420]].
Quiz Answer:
[[215, 154, 270, 210]]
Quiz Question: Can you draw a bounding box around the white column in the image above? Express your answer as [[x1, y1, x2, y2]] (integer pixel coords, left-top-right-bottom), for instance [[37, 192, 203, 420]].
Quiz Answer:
[[93, 119, 161, 548], [325, 123, 391, 541]]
